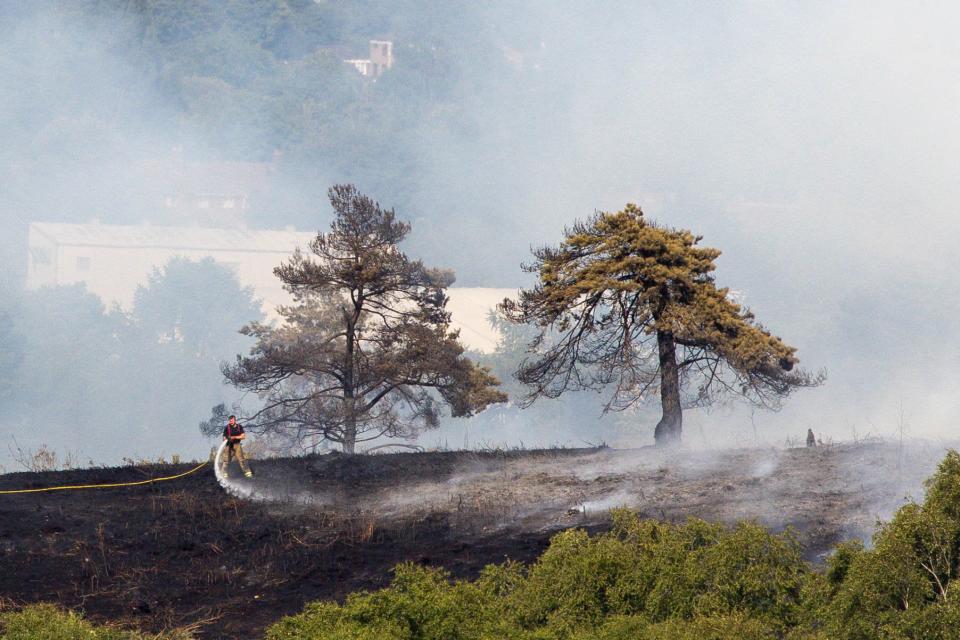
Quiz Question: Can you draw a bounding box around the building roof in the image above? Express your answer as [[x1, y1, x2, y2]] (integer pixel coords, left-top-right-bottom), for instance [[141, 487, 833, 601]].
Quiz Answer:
[[29, 222, 317, 253]]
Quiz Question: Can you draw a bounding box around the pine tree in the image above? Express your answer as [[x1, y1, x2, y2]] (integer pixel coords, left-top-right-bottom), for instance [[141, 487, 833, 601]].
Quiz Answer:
[[220, 185, 506, 452], [500, 204, 822, 445]]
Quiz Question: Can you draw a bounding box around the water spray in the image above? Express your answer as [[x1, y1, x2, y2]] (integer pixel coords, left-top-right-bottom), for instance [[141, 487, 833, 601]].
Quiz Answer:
[[213, 440, 265, 501], [213, 440, 326, 505]]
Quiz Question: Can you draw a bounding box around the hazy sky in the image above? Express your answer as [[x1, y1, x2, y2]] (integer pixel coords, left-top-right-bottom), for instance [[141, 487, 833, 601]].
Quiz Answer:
[[2, 2, 959, 464], [406, 1, 960, 445]]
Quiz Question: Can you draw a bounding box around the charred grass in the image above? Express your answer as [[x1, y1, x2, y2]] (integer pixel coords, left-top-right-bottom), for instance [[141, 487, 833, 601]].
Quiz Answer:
[[0, 451, 587, 639], [0, 442, 943, 639]]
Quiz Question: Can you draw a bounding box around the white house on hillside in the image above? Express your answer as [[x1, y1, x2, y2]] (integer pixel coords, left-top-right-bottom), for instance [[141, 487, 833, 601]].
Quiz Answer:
[[345, 40, 394, 77]]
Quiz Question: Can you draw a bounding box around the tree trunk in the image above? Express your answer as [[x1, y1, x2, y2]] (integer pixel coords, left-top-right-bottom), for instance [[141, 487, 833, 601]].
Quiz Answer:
[[343, 305, 357, 454], [342, 399, 357, 453], [654, 330, 682, 446], [342, 431, 356, 454]]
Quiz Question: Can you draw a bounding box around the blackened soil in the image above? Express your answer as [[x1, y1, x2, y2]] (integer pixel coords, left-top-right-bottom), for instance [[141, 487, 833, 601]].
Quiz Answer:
[[0, 442, 945, 638]]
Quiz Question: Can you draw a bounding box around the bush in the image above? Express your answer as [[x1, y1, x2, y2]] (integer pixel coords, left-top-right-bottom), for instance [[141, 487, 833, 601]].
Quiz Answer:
[[265, 563, 508, 640], [614, 613, 776, 640], [267, 511, 810, 639], [506, 513, 807, 635], [0, 604, 189, 640], [815, 450, 960, 639]]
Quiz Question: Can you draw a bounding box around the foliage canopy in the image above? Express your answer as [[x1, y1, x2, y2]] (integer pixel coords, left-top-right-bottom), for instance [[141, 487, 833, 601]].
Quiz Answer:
[[501, 205, 822, 444], [266, 508, 810, 640], [2, 259, 259, 464], [132, 256, 262, 360], [0, 603, 190, 639], [219, 185, 506, 452]]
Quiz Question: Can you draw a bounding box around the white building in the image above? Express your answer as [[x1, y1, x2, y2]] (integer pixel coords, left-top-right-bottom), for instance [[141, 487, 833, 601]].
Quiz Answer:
[[26, 221, 512, 352], [345, 39, 394, 78], [27, 222, 316, 316]]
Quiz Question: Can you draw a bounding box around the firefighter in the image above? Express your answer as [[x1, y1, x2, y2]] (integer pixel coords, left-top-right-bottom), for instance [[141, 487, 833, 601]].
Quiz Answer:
[[222, 415, 253, 478]]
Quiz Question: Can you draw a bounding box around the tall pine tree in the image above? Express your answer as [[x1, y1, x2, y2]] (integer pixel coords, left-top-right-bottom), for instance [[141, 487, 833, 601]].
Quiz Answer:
[[500, 204, 822, 445], [219, 185, 506, 452]]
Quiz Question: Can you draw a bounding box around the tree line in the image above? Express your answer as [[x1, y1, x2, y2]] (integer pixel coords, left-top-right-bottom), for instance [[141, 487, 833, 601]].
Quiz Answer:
[[0, 258, 261, 464], [206, 185, 822, 452], [2, 1, 518, 229]]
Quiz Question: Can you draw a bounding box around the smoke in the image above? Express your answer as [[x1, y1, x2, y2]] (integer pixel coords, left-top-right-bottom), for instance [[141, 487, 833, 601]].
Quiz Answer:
[[404, 1, 960, 447], [2, 2, 959, 467], [204, 439, 951, 560]]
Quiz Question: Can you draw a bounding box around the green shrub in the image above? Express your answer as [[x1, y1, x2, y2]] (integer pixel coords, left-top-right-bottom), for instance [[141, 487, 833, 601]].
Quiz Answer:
[[1, 604, 121, 640], [268, 510, 809, 639], [266, 563, 505, 640], [264, 600, 405, 640], [505, 512, 807, 635], [0, 604, 188, 640], [922, 449, 960, 519], [815, 451, 960, 639], [629, 613, 777, 640], [508, 527, 646, 633]]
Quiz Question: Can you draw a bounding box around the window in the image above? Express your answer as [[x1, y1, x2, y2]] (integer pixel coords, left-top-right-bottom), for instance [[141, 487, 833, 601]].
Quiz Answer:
[[76, 257, 91, 272], [198, 198, 210, 209], [223, 199, 236, 209]]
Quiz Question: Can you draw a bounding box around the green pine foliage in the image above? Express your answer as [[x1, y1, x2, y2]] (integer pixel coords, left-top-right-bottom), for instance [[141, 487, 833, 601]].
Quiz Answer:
[[219, 185, 506, 453], [267, 450, 960, 640]]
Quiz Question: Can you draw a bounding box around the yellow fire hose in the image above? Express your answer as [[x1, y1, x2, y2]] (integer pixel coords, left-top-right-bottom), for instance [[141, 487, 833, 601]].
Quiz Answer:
[[0, 460, 209, 494]]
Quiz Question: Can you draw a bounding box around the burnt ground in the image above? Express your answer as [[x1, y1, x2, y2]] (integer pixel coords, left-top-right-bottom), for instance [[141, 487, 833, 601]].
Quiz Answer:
[[0, 440, 949, 639]]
